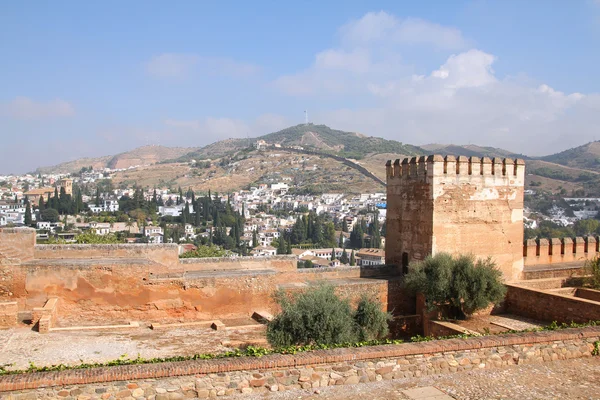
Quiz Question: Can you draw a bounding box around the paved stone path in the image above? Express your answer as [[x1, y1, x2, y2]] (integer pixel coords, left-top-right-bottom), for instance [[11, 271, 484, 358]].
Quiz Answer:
[[488, 314, 545, 331], [236, 357, 600, 399]]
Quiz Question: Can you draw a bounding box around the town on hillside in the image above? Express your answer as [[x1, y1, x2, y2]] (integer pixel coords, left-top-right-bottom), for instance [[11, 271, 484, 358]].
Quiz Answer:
[[0, 163, 387, 268]]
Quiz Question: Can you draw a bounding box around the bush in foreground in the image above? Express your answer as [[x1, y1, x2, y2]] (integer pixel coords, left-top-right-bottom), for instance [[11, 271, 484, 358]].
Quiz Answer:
[[404, 253, 506, 319], [267, 284, 390, 347], [585, 256, 600, 289]]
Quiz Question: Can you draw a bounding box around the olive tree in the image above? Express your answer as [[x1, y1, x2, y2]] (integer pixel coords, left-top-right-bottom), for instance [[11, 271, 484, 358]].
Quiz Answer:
[[404, 253, 506, 319]]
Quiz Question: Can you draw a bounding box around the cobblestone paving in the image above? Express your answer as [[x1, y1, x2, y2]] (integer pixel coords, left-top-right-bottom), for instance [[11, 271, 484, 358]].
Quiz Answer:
[[237, 357, 600, 399]]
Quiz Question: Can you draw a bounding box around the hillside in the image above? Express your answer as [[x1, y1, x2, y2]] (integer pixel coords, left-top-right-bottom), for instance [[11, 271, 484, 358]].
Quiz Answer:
[[36, 155, 113, 175], [420, 144, 526, 159], [174, 124, 423, 163], [37, 145, 196, 174], [106, 145, 196, 169], [259, 124, 422, 159], [34, 124, 600, 196], [541, 141, 600, 172], [111, 147, 386, 194]]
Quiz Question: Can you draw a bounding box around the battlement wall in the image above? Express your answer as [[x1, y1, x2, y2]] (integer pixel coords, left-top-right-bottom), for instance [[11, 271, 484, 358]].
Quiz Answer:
[[180, 255, 298, 272], [523, 236, 597, 266], [386, 155, 525, 184], [34, 243, 180, 267]]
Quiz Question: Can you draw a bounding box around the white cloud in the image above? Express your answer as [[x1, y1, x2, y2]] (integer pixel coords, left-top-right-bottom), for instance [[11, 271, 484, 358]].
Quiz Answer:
[[146, 53, 260, 79], [146, 53, 199, 78], [274, 12, 466, 96], [430, 50, 497, 89], [2, 97, 75, 119], [272, 11, 599, 156], [339, 13, 468, 50]]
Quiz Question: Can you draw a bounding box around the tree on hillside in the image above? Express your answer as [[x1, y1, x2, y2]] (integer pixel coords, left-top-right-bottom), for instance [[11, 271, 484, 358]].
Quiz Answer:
[[41, 208, 59, 223], [330, 248, 336, 261], [24, 201, 32, 226], [350, 250, 356, 266], [340, 248, 349, 264], [404, 253, 506, 319]]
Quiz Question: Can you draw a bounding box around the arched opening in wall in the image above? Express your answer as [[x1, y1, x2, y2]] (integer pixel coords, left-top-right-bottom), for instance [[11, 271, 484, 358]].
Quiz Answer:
[[402, 252, 409, 275]]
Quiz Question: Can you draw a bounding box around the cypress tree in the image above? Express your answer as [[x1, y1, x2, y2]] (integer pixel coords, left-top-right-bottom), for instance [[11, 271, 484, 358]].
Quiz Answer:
[[252, 229, 258, 247], [350, 250, 356, 266], [339, 232, 344, 247], [277, 237, 287, 255], [39, 195, 45, 211], [340, 248, 349, 264], [53, 187, 59, 210], [24, 202, 32, 226], [331, 248, 336, 261]]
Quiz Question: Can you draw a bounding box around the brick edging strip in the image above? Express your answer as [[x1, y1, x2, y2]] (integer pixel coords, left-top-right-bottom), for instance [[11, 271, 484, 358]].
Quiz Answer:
[[1, 326, 599, 392]]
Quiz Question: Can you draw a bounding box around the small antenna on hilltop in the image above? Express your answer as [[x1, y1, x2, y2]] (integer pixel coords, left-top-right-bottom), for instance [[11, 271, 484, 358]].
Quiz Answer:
[[304, 110, 308, 125]]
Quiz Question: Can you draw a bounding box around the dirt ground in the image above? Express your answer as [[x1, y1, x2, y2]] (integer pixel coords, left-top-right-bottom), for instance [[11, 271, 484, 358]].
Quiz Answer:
[[235, 357, 600, 400], [0, 324, 266, 371]]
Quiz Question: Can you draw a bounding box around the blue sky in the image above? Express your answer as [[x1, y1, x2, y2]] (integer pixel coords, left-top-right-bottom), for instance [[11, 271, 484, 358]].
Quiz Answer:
[[1, 0, 599, 173]]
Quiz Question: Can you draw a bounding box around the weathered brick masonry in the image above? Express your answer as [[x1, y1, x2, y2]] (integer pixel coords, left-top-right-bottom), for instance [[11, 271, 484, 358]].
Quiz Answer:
[[386, 156, 525, 281], [505, 284, 600, 323], [0, 228, 409, 325], [1, 326, 598, 395]]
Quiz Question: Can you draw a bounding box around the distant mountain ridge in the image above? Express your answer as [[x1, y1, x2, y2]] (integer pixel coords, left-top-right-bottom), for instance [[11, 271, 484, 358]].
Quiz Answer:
[[541, 141, 600, 172], [36, 145, 196, 174], [34, 124, 587, 176]]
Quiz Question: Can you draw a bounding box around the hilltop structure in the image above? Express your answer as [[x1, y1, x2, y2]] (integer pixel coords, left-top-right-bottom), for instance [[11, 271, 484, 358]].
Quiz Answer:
[[386, 155, 525, 281]]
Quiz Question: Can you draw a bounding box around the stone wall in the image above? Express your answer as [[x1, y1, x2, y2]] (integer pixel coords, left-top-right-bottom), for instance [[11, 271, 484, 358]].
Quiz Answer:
[[575, 288, 600, 303], [0, 301, 18, 329], [34, 243, 180, 269], [523, 236, 597, 266], [386, 156, 525, 281], [1, 326, 598, 396], [10, 255, 406, 322], [505, 284, 600, 323], [0, 228, 35, 263]]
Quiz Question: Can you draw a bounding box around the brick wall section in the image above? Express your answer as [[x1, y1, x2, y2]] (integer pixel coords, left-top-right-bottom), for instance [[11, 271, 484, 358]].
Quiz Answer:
[[34, 244, 180, 269], [0, 228, 35, 262], [1, 327, 599, 394], [505, 284, 600, 323], [575, 288, 600, 303], [523, 236, 598, 266], [386, 156, 525, 281], [0, 301, 18, 329]]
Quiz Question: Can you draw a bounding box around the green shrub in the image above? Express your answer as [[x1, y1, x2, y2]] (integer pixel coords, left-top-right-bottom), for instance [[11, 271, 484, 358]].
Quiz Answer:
[[266, 284, 390, 347], [179, 245, 229, 258], [405, 253, 507, 319], [585, 256, 600, 289], [354, 295, 391, 341]]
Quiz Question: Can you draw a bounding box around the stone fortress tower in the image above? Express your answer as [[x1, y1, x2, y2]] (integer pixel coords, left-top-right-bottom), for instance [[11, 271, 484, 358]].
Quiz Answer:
[[385, 155, 525, 281], [59, 178, 73, 196]]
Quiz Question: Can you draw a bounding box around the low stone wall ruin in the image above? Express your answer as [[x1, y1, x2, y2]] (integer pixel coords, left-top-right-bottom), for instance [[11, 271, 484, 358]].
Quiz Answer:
[[0, 326, 598, 395]]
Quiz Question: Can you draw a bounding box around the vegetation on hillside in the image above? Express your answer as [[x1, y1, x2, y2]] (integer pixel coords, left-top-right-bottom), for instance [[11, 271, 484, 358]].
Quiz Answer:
[[541, 141, 600, 171], [260, 124, 422, 160]]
